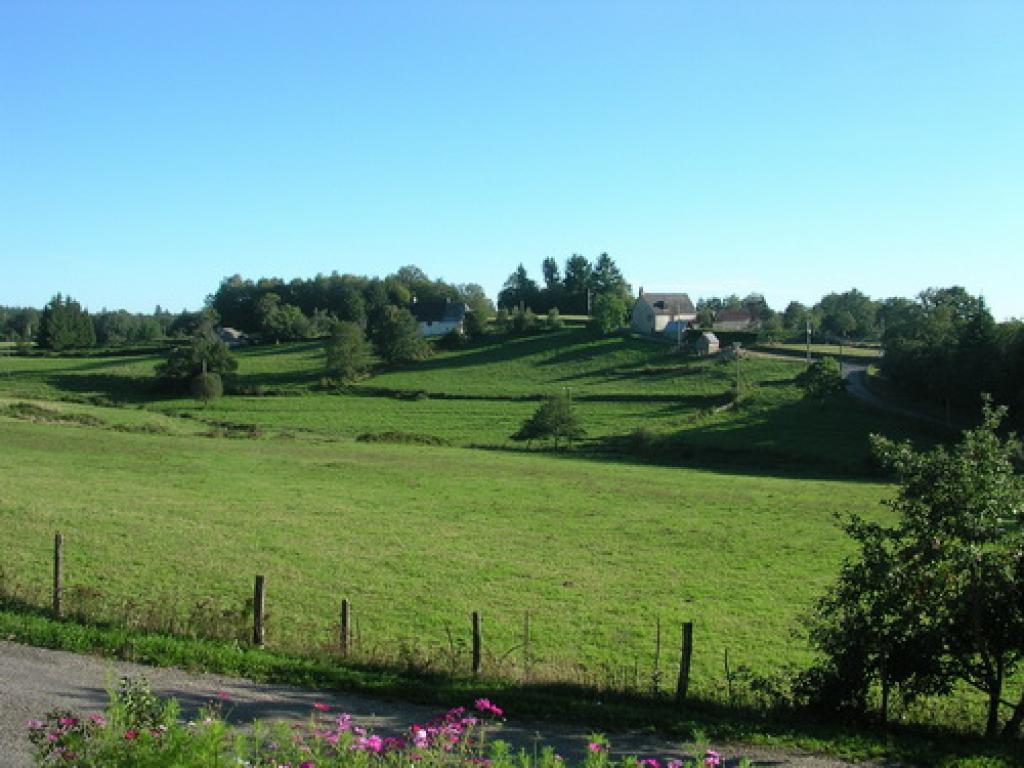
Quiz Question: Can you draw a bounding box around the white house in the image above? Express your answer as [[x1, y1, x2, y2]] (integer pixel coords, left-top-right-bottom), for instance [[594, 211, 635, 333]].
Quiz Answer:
[[630, 289, 696, 336], [412, 298, 468, 337]]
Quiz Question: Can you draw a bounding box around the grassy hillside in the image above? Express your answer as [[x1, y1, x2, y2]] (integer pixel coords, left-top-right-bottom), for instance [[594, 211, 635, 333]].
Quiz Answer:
[[0, 416, 889, 697], [0, 328, 937, 474]]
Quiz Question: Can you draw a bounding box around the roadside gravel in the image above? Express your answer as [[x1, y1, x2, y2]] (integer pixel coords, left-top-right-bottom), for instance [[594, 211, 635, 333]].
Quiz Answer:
[[0, 641, 880, 768]]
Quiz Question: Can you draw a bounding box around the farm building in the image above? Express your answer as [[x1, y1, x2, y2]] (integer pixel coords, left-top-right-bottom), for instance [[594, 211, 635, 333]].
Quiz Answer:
[[217, 327, 249, 347], [412, 298, 468, 337], [630, 289, 696, 336], [713, 308, 757, 331], [695, 332, 720, 355]]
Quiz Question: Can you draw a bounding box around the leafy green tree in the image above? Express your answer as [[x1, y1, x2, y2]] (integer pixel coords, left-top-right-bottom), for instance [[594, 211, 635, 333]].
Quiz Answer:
[[512, 393, 586, 449], [37, 294, 96, 350], [373, 306, 429, 363], [324, 321, 373, 381], [588, 294, 627, 335], [562, 254, 593, 314], [256, 293, 310, 342], [156, 324, 237, 390], [190, 370, 223, 404], [804, 403, 1024, 737], [783, 301, 810, 332], [794, 357, 845, 400], [497, 264, 540, 311], [591, 252, 631, 302]]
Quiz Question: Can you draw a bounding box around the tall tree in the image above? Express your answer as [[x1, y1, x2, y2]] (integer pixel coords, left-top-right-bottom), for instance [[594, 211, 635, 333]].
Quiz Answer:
[[497, 264, 540, 311], [562, 254, 593, 314], [37, 294, 95, 350]]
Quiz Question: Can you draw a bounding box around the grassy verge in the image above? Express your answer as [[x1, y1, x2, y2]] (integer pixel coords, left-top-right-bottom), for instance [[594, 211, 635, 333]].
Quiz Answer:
[[2, 608, 1019, 767]]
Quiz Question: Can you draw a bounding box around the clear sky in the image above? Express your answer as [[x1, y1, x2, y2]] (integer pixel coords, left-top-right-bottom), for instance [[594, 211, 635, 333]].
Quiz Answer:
[[1, 1, 1021, 319]]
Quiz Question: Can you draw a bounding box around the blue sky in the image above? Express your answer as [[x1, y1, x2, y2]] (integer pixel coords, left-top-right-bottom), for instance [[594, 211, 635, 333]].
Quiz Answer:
[[1, 1, 1021, 319]]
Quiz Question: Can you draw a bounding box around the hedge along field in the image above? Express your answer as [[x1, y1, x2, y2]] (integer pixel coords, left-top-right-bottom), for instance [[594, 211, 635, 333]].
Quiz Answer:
[[0, 416, 890, 695]]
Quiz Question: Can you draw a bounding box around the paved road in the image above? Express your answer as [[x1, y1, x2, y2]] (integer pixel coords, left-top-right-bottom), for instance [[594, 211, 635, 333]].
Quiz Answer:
[[0, 641, 881, 768], [841, 363, 948, 430]]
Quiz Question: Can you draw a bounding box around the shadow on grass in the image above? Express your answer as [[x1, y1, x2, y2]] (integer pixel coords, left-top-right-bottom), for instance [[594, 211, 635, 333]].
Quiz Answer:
[[480, 395, 949, 483]]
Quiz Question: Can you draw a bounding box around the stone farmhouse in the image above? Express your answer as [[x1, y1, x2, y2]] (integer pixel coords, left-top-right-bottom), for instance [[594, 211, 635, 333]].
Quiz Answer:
[[630, 289, 696, 336]]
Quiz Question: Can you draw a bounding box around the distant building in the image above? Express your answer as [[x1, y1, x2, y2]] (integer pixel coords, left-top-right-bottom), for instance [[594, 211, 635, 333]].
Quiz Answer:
[[411, 298, 468, 337], [713, 308, 757, 331], [217, 327, 249, 347], [631, 289, 696, 336], [695, 332, 720, 356]]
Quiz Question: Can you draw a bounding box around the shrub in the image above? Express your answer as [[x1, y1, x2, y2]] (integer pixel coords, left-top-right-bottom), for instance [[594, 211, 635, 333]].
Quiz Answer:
[[190, 372, 223, 403], [794, 357, 845, 400], [512, 393, 586, 449], [325, 320, 373, 381]]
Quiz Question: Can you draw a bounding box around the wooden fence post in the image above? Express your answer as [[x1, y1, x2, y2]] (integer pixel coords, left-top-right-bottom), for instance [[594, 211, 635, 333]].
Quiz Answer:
[[523, 611, 531, 681], [471, 610, 482, 676], [675, 621, 693, 702], [340, 599, 350, 656], [253, 575, 266, 647], [52, 533, 63, 618]]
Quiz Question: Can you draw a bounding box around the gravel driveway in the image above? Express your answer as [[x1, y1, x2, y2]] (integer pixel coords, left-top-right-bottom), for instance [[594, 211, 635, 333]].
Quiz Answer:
[[0, 641, 882, 768]]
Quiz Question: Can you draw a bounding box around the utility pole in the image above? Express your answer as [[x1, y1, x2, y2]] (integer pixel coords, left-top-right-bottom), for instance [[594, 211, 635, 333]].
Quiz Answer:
[[805, 320, 811, 365]]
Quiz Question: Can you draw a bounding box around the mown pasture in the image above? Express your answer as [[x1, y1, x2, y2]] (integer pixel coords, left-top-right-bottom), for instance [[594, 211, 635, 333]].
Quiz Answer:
[[0, 328, 963, 713]]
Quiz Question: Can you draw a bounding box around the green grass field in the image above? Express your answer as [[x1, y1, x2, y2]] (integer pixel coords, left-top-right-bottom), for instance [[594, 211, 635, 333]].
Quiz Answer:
[[6, 328, 993, 735], [0, 416, 889, 693]]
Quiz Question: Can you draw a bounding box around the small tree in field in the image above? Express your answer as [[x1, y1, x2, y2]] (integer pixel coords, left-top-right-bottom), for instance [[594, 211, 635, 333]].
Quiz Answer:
[[588, 294, 627, 335], [325, 321, 372, 381], [804, 401, 1024, 738], [372, 306, 429, 364], [190, 370, 223, 404], [512, 393, 586, 449], [795, 356, 845, 400]]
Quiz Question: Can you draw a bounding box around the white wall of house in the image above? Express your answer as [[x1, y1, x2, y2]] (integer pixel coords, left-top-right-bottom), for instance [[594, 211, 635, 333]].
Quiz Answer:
[[419, 319, 462, 338]]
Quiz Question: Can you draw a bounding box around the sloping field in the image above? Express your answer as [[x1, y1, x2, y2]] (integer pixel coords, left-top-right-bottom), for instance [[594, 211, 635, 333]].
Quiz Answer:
[[0, 416, 889, 696]]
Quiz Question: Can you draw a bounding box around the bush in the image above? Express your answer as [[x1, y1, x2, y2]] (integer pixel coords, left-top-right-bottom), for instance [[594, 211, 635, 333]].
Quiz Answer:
[[325, 321, 373, 381], [794, 357, 845, 400], [512, 393, 586, 449], [546, 307, 564, 330], [190, 372, 223, 403]]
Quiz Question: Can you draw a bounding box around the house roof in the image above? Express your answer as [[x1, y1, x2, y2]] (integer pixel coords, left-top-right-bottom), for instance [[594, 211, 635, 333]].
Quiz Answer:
[[700, 332, 720, 343], [715, 308, 753, 323], [638, 293, 695, 315], [411, 299, 467, 324]]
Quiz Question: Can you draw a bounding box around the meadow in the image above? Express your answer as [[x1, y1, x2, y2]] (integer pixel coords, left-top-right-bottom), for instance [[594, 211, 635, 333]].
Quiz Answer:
[[3, 328, 988, 734]]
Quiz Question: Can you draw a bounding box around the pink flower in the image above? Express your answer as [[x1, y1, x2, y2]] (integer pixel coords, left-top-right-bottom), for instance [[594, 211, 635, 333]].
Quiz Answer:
[[88, 714, 107, 726], [704, 751, 721, 767], [59, 717, 77, 727], [301, 763, 315, 768], [313, 702, 330, 712], [668, 760, 683, 768], [26, 719, 44, 729], [640, 759, 660, 768], [123, 729, 139, 740], [474, 698, 504, 716], [588, 742, 604, 753], [217, 690, 230, 700]]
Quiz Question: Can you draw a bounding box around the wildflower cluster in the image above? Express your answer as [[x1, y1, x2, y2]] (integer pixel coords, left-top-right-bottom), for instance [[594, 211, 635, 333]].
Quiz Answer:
[[27, 678, 745, 768]]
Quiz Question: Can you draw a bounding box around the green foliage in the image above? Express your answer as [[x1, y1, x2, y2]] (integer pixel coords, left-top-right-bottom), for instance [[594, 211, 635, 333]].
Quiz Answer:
[[588, 294, 627, 335], [156, 326, 237, 390], [805, 402, 1024, 738], [512, 393, 586, 448], [190, 371, 223, 403], [546, 307, 564, 330], [794, 357, 846, 400], [256, 292, 311, 342], [510, 307, 537, 334], [325, 321, 373, 381], [372, 306, 430, 364], [37, 294, 96, 350]]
